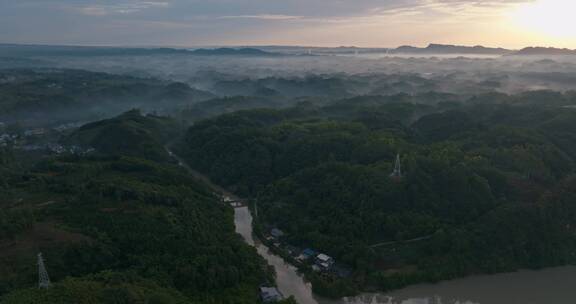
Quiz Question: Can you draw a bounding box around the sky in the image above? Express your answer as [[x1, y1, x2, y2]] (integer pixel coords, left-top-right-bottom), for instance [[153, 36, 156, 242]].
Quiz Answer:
[[1, 0, 576, 49]]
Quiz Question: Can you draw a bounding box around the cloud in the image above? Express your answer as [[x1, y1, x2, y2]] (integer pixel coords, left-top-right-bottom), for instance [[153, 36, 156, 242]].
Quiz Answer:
[[218, 14, 303, 20], [2, 0, 568, 48], [72, 1, 171, 16]]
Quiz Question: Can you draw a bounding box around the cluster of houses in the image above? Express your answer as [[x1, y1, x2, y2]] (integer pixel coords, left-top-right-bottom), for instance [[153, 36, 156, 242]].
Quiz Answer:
[[1, 132, 95, 156], [1, 128, 49, 146], [19, 143, 95, 155], [0, 120, 95, 155], [0, 120, 85, 139], [265, 228, 351, 278], [52, 122, 84, 133], [24, 122, 83, 137], [255, 227, 352, 302], [0, 133, 18, 147], [24, 128, 48, 137], [1, 132, 95, 155]]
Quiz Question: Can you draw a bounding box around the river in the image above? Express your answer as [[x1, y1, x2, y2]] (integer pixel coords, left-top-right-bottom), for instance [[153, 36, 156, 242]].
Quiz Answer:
[[170, 149, 576, 304], [234, 207, 320, 304], [320, 266, 576, 304], [169, 147, 321, 303], [234, 205, 576, 304]]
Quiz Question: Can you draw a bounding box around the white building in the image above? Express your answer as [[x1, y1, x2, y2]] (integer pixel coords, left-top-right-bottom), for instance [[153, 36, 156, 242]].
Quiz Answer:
[[315, 253, 335, 270]]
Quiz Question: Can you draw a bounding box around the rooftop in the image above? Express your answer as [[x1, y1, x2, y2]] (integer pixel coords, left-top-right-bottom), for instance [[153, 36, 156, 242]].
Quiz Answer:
[[317, 253, 333, 262], [260, 286, 283, 302]]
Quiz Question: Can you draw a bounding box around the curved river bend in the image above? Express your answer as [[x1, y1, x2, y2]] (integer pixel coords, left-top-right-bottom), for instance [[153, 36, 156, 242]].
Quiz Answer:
[[234, 207, 576, 304], [170, 147, 576, 304]]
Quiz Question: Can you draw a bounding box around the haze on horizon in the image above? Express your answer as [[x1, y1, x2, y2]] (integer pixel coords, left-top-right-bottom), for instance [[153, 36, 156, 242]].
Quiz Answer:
[[1, 0, 576, 49]]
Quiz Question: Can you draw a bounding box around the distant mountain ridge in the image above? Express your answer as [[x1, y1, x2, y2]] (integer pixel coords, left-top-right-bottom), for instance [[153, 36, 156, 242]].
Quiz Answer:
[[1, 43, 576, 57], [511, 47, 576, 56], [0, 44, 277, 57], [0, 44, 191, 57], [190, 47, 277, 56], [390, 44, 576, 56], [393, 44, 512, 55]]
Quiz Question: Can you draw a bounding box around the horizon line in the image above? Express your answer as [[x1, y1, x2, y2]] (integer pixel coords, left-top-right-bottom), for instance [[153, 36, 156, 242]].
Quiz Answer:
[[1, 41, 576, 51]]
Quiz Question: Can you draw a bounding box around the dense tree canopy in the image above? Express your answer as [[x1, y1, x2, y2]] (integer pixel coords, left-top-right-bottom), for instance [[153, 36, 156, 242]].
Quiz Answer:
[[0, 113, 271, 303], [179, 93, 576, 296], [66, 109, 181, 161]]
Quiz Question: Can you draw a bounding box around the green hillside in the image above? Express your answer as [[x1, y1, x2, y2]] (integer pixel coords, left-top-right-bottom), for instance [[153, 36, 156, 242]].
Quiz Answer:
[[66, 109, 179, 161], [178, 93, 576, 297], [0, 114, 271, 303]]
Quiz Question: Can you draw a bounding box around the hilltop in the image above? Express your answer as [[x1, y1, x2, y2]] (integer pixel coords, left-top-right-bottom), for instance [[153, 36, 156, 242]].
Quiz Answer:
[[65, 109, 180, 161]]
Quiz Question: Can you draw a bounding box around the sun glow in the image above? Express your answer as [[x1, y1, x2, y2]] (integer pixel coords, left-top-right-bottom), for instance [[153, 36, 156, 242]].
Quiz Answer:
[[511, 0, 576, 38]]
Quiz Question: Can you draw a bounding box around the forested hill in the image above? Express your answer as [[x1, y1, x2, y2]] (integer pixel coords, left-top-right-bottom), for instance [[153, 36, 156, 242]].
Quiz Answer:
[[178, 93, 576, 296], [66, 109, 181, 161], [0, 113, 276, 303]]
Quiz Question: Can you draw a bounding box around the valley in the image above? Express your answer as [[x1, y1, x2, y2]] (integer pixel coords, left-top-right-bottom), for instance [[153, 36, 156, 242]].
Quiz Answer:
[[2, 44, 576, 303]]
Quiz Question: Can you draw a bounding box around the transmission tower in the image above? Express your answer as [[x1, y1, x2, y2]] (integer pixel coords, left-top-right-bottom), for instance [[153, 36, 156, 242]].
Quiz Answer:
[[38, 252, 51, 289], [390, 154, 403, 180]]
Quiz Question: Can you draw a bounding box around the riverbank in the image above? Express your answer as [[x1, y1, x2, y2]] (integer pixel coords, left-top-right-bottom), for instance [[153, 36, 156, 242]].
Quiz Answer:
[[318, 266, 576, 304], [234, 206, 322, 304], [252, 222, 359, 299], [168, 146, 320, 303], [169, 146, 576, 304]]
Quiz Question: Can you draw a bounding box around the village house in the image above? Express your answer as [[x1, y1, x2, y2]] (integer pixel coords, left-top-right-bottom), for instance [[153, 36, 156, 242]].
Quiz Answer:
[[315, 253, 335, 271], [259, 286, 283, 303]]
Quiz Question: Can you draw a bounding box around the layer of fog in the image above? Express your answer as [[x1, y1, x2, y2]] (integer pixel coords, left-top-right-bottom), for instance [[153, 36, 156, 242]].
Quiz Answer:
[[3, 52, 576, 129], [47, 54, 576, 96]]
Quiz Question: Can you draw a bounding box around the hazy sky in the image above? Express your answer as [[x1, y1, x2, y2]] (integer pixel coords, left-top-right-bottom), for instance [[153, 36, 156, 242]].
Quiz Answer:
[[1, 0, 576, 48]]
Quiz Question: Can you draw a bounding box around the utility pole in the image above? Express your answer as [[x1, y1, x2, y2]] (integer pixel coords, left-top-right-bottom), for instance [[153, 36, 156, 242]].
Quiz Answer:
[[38, 252, 51, 289]]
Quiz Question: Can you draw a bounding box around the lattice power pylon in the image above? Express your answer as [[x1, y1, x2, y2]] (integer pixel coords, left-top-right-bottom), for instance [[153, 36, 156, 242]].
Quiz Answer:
[[38, 252, 51, 289], [390, 153, 403, 180]]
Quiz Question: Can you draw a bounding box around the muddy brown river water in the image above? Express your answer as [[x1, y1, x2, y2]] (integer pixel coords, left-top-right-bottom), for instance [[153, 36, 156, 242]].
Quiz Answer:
[[235, 206, 576, 304]]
